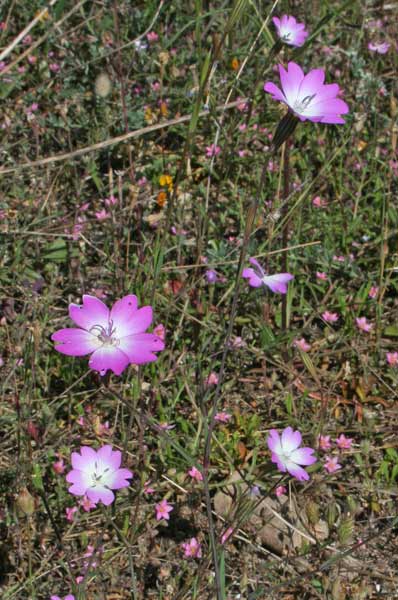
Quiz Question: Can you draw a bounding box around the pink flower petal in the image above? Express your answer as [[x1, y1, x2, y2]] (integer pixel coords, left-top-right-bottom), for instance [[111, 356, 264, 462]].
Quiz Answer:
[[118, 333, 165, 364], [69, 295, 109, 331], [281, 427, 302, 452], [88, 346, 130, 376], [51, 328, 100, 356]]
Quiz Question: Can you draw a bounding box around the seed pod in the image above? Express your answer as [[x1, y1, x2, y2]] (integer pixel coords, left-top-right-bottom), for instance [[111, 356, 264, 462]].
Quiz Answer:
[[16, 487, 35, 517], [95, 73, 112, 98]]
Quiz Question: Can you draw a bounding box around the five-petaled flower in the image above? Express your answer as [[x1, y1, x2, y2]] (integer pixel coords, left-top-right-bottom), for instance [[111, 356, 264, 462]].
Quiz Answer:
[[368, 41, 390, 54], [336, 434, 353, 449], [264, 62, 349, 124], [272, 15, 308, 47], [52, 294, 165, 376], [267, 427, 316, 481], [155, 498, 173, 521], [181, 537, 202, 558], [66, 445, 133, 506], [324, 456, 342, 474], [242, 258, 293, 293], [387, 352, 398, 367], [355, 317, 373, 332]]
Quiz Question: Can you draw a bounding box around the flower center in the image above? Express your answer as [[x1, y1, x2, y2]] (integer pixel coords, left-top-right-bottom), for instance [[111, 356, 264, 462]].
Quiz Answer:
[[90, 463, 110, 487], [90, 320, 119, 347], [293, 93, 316, 113]]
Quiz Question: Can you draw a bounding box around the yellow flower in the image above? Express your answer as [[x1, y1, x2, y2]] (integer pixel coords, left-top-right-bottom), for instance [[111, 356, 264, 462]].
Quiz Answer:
[[159, 174, 173, 187], [231, 57, 239, 71]]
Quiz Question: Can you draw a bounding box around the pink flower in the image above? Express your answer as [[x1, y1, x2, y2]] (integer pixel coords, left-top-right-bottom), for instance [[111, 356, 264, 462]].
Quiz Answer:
[[275, 485, 287, 497], [324, 456, 342, 474], [49, 63, 61, 72], [52, 294, 165, 376], [188, 466, 203, 482], [147, 31, 159, 43], [355, 317, 372, 333], [95, 209, 109, 221], [242, 257, 293, 293], [53, 459, 65, 474], [215, 412, 232, 423], [264, 62, 349, 124], [205, 144, 221, 157], [144, 481, 155, 495], [66, 445, 133, 506], [65, 506, 78, 522], [368, 41, 390, 54], [205, 269, 218, 283], [153, 323, 166, 341], [318, 435, 332, 451], [80, 495, 97, 512], [322, 311, 339, 323], [205, 371, 219, 386], [316, 271, 327, 281], [221, 527, 234, 545], [336, 434, 353, 450], [294, 338, 311, 352], [229, 336, 245, 349], [272, 15, 308, 47], [267, 427, 316, 481], [104, 195, 117, 207], [312, 196, 328, 208], [51, 595, 75, 600], [368, 286, 378, 299], [181, 537, 202, 558], [387, 352, 398, 367], [155, 499, 173, 521], [27, 55, 37, 64]]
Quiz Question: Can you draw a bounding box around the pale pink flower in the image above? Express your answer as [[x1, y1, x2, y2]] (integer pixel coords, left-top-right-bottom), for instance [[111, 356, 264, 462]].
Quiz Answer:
[[27, 55, 37, 64], [221, 527, 234, 545], [51, 595, 75, 600], [49, 63, 61, 72], [294, 338, 311, 352], [275, 485, 287, 497], [155, 499, 173, 521], [316, 272, 327, 281], [322, 311, 339, 323], [188, 466, 203, 482], [386, 352, 398, 367], [53, 459, 65, 474], [242, 257, 293, 293], [229, 336, 246, 349], [368, 41, 390, 54], [147, 31, 159, 43], [205, 371, 219, 386], [95, 209, 110, 221], [319, 435, 332, 451], [104, 195, 117, 206], [336, 434, 353, 450], [368, 286, 378, 299], [324, 456, 342, 474], [80, 496, 97, 512], [205, 143, 221, 157], [181, 537, 202, 558], [65, 506, 78, 521], [215, 412, 232, 423], [153, 323, 166, 341], [355, 317, 373, 332], [333, 255, 345, 262], [268, 427, 316, 481], [312, 196, 328, 208]]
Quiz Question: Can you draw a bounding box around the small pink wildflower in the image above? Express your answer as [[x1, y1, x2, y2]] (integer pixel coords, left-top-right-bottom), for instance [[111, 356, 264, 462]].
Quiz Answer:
[[316, 271, 327, 281], [275, 485, 287, 497], [272, 15, 308, 47], [205, 371, 219, 386], [27, 55, 37, 64], [229, 336, 246, 349], [65, 506, 78, 522], [95, 209, 110, 221], [205, 269, 218, 283], [368, 286, 378, 299], [147, 31, 159, 43], [368, 41, 390, 54], [153, 323, 166, 341], [319, 435, 332, 451], [215, 412, 232, 423], [53, 459, 65, 474], [322, 311, 339, 323], [356, 317, 372, 332], [181, 537, 202, 558], [324, 456, 342, 474], [104, 195, 117, 207], [333, 255, 345, 262], [51, 595, 75, 600], [242, 257, 293, 293], [144, 481, 155, 495], [49, 62, 61, 72], [155, 499, 173, 521], [336, 434, 353, 450], [188, 466, 203, 482], [221, 527, 234, 545], [312, 196, 328, 208], [206, 144, 221, 158], [386, 352, 398, 367], [294, 338, 311, 352], [80, 495, 97, 512]]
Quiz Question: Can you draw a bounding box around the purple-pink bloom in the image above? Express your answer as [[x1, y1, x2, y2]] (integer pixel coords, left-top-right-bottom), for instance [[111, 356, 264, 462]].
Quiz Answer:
[[214, 411, 232, 423], [355, 317, 373, 332], [387, 352, 398, 367], [155, 498, 173, 521], [324, 456, 342, 474], [264, 62, 349, 124], [51, 595, 75, 600], [322, 311, 339, 323], [188, 466, 203, 482], [294, 338, 311, 352], [181, 537, 202, 558], [275, 485, 287, 497], [242, 257, 293, 293], [52, 294, 165, 376], [272, 15, 308, 47], [318, 435, 332, 451], [336, 434, 353, 450], [66, 445, 133, 506], [206, 143, 221, 157], [368, 41, 390, 54], [267, 426, 316, 481]]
